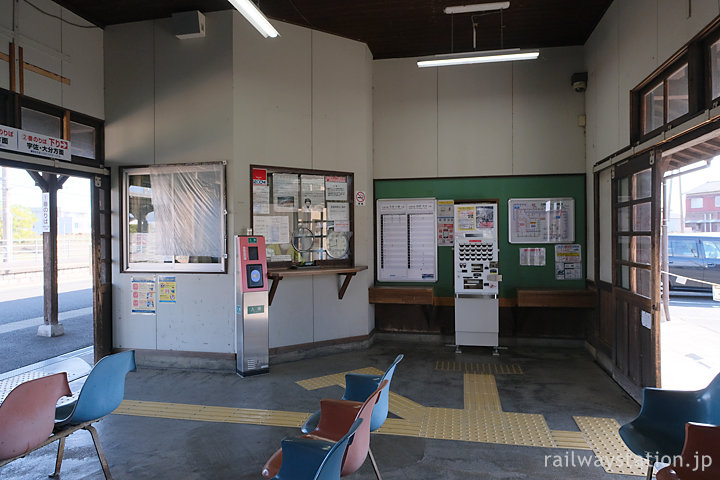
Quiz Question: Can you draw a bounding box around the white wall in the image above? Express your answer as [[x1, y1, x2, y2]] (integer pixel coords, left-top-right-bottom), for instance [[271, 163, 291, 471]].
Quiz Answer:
[[0, 0, 103, 118], [106, 12, 374, 354], [584, 0, 720, 280], [373, 47, 587, 179]]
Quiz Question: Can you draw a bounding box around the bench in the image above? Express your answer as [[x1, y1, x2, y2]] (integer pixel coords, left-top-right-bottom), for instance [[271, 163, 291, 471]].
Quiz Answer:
[[515, 288, 596, 308]]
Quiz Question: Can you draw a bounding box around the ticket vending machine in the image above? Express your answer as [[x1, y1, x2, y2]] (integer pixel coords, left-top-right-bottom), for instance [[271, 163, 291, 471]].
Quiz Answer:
[[235, 235, 269, 376], [453, 203, 501, 353]]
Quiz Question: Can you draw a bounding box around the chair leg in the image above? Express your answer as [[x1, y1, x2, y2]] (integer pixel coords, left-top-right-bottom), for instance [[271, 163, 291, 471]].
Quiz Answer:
[[49, 436, 66, 478], [84, 425, 114, 480], [368, 447, 382, 480], [646, 462, 654, 480]]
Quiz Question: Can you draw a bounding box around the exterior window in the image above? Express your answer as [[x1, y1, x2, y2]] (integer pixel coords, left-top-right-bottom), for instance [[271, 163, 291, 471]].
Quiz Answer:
[[703, 239, 720, 259], [690, 197, 703, 209], [21, 107, 61, 137], [711, 39, 720, 100], [669, 238, 699, 257], [70, 121, 96, 159], [715, 196, 720, 207], [667, 65, 689, 122], [643, 83, 664, 134], [123, 163, 226, 272]]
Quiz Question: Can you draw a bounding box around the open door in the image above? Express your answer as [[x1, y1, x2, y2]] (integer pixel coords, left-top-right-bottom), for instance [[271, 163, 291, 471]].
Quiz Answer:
[[610, 151, 662, 399], [91, 174, 112, 362]]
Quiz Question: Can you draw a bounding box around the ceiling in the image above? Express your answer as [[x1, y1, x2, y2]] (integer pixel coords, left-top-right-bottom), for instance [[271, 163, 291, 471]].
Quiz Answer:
[[53, 0, 613, 59]]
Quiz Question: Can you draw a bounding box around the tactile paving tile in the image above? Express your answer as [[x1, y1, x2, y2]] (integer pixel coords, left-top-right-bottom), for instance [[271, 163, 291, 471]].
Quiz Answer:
[[434, 360, 523, 375], [464, 373, 502, 411], [0, 357, 91, 404], [551, 430, 592, 450], [574, 416, 649, 476], [115, 400, 310, 427], [374, 417, 422, 436], [295, 367, 384, 390], [420, 407, 555, 447], [388, 391, 426, 421]]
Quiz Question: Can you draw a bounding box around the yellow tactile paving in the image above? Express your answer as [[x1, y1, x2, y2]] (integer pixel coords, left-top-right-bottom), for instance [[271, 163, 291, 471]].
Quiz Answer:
[[419, 407, 555, 447], [464, 373, 502, 411], [388, 391, 426, 421], [295, 367, 384, 390], [115, 400, 310, 427], [434, 360, 523, 375], [574, 416, 648, 476], [374, 417, 423, 436], [550, 430, 592, 450]]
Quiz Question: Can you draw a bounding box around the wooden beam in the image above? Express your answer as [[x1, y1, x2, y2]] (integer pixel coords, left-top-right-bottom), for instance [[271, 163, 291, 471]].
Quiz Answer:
[[338, 272, 356, 300], [42, 173, 60, 330], [22, 61, 71, 86], [57, 175, 69, 189], [27, 170, 49, 192], [9, 42, 15, 93], [0, 51, 8, 62], [18, 46, 23, 95], [63, 111, 71, 140]]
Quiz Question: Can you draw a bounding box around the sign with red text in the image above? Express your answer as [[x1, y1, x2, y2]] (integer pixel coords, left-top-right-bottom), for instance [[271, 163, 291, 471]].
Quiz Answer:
[[0, 125, 18, 151], [17, 130, 71, 161]]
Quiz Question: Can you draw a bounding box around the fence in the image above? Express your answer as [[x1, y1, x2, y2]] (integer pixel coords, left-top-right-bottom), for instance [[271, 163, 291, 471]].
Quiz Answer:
[[0, 237, 91, 271]]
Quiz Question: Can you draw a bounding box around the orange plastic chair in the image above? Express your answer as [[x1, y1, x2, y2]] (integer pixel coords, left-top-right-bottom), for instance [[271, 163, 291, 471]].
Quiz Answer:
[[656, 423, 720, 480], [263, 380, 388, 479], [0, 373, 72, 461]]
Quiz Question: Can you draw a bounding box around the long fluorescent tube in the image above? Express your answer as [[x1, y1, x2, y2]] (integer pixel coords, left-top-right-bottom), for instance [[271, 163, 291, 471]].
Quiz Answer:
[[227, 0, 279, 38], [417, 48, 539, 67], [444, 2, 510, 14]]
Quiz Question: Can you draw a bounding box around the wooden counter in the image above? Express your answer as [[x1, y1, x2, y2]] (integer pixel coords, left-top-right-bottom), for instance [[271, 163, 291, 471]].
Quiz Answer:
[[267, 265, 368, 305]]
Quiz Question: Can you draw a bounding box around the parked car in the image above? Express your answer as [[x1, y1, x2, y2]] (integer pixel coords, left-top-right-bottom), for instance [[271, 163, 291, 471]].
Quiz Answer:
[[667, 233, 720, 292]]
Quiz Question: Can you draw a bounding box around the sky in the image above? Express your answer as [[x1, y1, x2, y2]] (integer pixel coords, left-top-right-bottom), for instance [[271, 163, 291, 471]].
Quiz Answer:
[[1, 165, 90, 214]]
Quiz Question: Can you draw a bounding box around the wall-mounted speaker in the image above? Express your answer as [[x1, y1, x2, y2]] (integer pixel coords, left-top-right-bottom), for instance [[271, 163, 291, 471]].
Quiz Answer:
[[172, 11, 206, 40]]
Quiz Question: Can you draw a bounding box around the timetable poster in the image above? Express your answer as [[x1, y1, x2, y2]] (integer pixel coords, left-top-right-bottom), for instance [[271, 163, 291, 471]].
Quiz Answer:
[[376, 198, 437, 282], [508, 198, 574, 244]]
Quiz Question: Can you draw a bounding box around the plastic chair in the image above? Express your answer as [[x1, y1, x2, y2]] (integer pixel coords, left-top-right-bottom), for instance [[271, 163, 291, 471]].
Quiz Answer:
[[271, 419, 363, 480], [301, 355, 403, 480], [0, 373, 71, 461], [52, 350, 137, 479], [656, 423, 720, 480], [619, 372, 720, 480], [263, 380, 388, 479], [302, 355, 403, 434]]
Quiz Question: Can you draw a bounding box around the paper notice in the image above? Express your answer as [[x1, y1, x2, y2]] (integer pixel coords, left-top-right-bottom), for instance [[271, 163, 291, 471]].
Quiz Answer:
[[273, 173, 299, 212], [327, 202, 349, 221], [325, 176, 348, 201], [253, 215, 290, 244]]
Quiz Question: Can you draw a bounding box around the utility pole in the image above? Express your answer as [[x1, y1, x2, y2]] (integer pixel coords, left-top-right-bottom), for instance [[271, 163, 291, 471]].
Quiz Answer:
[[1, 167, 12, 263]]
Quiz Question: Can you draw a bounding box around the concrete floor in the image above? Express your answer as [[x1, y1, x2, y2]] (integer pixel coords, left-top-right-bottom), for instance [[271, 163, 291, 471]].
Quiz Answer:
[[0, 338, 642, 480]]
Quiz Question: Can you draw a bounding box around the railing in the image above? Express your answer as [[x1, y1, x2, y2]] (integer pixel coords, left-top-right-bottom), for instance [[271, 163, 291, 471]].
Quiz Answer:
[[0, 238, 91, 270]]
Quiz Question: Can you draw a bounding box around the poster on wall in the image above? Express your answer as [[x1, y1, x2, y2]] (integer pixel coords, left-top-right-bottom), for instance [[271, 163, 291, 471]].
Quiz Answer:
[[508, 198, 574, 244], [376, 198, 437, 282], [273, 173, 299, 211], [131, 276, 156, 314], [519, 248, 546, 266], [325, 176, 348, 201], [158, 276, 177, 303], [554, 244, 582, 280], [301, 175, 325, 211], [253, 215, 290, 244], [437, 200, 454, 246]]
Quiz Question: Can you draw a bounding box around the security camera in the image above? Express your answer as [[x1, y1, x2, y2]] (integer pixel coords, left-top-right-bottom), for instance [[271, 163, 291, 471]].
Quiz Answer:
[[571, 72, 588, 93]]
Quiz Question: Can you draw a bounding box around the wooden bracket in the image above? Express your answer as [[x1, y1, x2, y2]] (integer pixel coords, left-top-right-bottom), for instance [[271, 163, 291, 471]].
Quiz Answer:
[[338, 272, 356, 300]]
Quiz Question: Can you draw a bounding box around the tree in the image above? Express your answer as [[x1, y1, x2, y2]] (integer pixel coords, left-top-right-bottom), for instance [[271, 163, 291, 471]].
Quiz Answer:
[[10, 205, 40, 240]]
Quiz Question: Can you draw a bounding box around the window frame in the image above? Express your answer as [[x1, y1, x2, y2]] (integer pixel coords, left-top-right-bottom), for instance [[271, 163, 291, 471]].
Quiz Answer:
[[632, 56, 693, 141], [121, 163, 228, 274]]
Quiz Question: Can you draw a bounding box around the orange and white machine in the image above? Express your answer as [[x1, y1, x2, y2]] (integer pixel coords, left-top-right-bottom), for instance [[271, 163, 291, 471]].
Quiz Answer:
[[235, 235, 269, 376]]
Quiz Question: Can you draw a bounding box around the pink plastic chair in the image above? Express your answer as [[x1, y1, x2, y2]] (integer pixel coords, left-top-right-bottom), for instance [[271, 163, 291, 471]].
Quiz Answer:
[[263, 380, 388, 478], [0, 373, 72, 461]]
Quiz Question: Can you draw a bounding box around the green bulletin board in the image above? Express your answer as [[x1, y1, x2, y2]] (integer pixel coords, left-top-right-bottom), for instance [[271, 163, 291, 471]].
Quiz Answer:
[[374, 174, 586, 298]]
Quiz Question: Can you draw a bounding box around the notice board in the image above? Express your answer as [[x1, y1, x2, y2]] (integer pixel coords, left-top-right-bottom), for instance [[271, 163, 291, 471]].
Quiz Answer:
[[508, 197, 575, 244], [373, 175, 585, 297], [376, 198, 437, 282]]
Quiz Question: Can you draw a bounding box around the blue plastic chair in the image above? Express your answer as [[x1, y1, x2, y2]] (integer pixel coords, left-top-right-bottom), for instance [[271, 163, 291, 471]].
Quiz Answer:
[[301, 354, 403, 480], [270, 419, 363, 480], [619, 372, 720, 480], [52, 350, 137, 479], [302, 354, 403, 434]]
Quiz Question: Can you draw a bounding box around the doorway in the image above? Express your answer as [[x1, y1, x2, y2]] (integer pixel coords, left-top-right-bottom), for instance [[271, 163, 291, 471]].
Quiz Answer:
[[659, 138, 720, 390], [0, 164, 112, 374]]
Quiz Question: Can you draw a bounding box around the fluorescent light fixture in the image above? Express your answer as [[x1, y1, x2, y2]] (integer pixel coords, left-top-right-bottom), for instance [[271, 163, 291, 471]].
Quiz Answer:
[[417, 48, 539, 67], [444, 2, 510, 14], [227, 0, 279, 38]]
